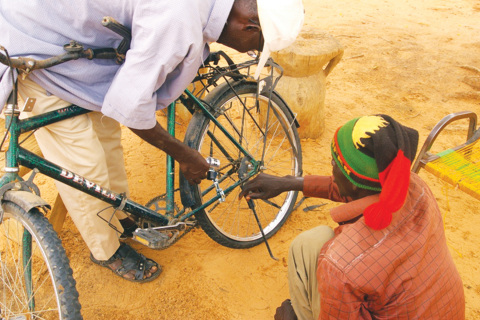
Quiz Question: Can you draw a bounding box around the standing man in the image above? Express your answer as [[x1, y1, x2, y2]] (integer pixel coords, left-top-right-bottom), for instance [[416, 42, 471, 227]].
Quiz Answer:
[[240, 115, 465, 319], [0, 0, 304, 283]]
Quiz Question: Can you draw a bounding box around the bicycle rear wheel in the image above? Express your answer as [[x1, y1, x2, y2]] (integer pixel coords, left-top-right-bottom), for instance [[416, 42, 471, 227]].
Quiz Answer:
[[184, 81, 302, 248], [0, 201, 82, 319]]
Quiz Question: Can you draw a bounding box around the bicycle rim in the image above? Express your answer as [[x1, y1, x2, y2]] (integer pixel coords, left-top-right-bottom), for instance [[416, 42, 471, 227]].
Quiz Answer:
[[185, 81, 302, 248], [0, 202, 82, 319]]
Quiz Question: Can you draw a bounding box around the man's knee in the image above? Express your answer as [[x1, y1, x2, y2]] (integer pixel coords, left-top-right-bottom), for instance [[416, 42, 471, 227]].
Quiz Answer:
[[287, 226, 334, 320], [290, 225, 335, 256], [289, 225, 334, 267]]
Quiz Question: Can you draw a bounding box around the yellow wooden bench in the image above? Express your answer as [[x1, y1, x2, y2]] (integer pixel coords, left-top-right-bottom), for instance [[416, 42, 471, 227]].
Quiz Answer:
[[412, 111, 480, 201], [0, 118, 67, 233]]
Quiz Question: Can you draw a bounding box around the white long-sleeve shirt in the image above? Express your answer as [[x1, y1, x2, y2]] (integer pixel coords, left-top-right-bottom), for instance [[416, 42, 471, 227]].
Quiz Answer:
[[0, 0, 233, 129]]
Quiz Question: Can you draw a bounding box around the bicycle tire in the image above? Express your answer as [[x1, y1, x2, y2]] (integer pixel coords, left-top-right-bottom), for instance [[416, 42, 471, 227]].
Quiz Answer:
[[0, 201, 82, 319], [183, 80, 302, 248]]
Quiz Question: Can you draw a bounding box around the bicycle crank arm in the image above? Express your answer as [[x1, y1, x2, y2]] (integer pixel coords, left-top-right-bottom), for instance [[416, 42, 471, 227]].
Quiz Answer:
[[148, 221, 196, 231]]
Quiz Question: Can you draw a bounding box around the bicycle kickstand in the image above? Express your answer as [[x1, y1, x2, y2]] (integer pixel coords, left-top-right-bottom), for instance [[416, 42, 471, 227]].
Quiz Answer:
[[245, 197, 279, 261]]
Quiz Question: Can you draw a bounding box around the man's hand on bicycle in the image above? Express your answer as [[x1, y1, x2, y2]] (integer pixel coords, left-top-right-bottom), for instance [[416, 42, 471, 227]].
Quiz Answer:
[[239, 173, 304, 200], [178, 150, 209, 185], [130, 122, 208, 185]]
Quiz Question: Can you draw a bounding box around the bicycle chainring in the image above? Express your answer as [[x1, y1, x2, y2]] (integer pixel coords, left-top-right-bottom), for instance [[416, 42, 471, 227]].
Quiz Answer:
[[138, 194, 197, 249]]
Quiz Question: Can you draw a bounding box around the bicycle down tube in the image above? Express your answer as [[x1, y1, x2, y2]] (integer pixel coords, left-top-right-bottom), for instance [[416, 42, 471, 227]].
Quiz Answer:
[[2, 89, 260, 224]]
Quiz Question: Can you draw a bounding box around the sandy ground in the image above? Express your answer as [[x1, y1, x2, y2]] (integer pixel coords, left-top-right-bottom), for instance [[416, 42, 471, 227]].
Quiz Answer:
[[32, 0, 480, 319]]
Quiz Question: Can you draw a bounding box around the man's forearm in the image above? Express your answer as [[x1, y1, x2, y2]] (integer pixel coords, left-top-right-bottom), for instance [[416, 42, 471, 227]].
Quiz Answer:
[[239, 173, 305, 200], [303, 175, 341, 200], [282, 175, 304, 192], [129, 122, 191, 162], [130, 121, 209, 184]]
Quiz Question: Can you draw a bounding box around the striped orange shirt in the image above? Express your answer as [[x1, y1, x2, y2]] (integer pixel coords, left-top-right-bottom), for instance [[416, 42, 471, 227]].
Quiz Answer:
[[303, 173, 465, 319]]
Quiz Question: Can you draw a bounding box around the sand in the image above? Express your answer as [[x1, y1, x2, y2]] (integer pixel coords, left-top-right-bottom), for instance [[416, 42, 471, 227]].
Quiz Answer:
[[33, 0, 480, 318]]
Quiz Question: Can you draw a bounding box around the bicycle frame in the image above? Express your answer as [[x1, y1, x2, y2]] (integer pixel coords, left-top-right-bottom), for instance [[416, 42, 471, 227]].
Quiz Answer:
[[0, 86, 260, 226], [0, 21, 301, 318]]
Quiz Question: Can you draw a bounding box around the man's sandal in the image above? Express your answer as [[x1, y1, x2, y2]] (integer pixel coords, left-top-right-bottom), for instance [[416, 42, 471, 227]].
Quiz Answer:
[[90, 243, 162, 283]]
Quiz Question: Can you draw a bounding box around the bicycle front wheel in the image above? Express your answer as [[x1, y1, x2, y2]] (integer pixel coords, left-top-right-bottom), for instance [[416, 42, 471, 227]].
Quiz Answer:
[[184, 81, 302, 248], [0, 201, 82, 319]]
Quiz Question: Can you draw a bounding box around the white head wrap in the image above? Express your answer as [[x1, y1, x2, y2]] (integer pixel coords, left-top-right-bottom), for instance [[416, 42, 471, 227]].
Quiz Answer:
[[254, 0, 305, 79]]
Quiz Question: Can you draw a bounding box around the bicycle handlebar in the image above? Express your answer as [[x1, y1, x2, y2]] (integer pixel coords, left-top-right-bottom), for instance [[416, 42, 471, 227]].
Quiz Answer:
[[0, 45, 118, 72], [0, 14, 273, 86], [0, 16, 132, 72], [102, 16, 131, 55]]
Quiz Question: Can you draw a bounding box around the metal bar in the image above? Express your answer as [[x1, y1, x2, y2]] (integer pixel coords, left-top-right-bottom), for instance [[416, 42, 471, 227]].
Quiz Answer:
[[246, 197, 278, 261], [0, 47, 117, 71], [166, 103, 176, 215], [200, 167, 236, 198], [180, 170, 256, 220], [22, 230, 34, 311], [206, 130, 235, 163], [0, 173, 18, 186], [184, 89, 255, 161], [18, 105, 90, 134], [4, 113, 20, 169], [17, 148, 169, 224], [222, 80, 265, 137], [412, 111, 478, 173]]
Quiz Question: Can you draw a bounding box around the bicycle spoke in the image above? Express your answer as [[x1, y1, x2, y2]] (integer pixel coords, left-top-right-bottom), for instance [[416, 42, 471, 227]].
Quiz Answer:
[[1, 204, 81, 319], [259, 198, 282, 209], [1, 224, 29, 312], [187, 82, 302, 248]]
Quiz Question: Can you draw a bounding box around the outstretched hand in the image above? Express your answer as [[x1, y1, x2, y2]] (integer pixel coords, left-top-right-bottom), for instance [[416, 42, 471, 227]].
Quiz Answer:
[[239, 173, 302, 200]]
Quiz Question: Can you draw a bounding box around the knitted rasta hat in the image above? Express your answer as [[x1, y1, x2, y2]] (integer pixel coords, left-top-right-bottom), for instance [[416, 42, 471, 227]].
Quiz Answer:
[[331, 115, 419, 230]]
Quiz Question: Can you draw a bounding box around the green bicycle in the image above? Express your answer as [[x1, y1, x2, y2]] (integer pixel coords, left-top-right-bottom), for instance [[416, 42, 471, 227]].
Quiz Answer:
[[0, 17, 302, 319]]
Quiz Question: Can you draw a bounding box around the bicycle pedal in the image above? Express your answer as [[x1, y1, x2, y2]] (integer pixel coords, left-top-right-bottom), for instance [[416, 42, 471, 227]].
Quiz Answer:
[[132, 228, 178, 250]]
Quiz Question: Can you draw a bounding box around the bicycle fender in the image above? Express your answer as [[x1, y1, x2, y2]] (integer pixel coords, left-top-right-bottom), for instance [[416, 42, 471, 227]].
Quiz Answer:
[[180, 117, 204, 209], [257, 78, 300, 129], [273, 93, 300, 129], [179, 171, 196, 208], [2, 190, 51, 213]]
